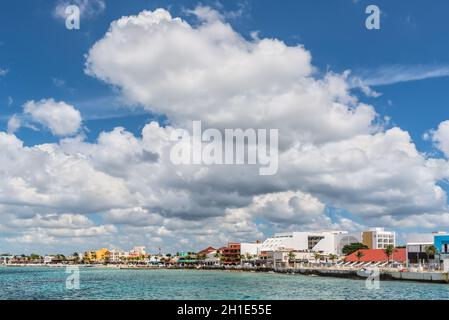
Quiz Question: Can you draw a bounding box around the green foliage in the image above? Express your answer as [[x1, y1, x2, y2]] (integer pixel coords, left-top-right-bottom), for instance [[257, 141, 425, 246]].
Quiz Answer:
[[29, 254, 42, 260], [342, 243, 368, 255], [384, 245, 394, 261], [425, 245, 436, 259], [328, 254, 338, 262]]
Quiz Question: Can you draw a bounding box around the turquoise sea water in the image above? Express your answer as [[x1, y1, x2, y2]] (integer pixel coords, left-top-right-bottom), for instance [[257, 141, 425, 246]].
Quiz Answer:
[[1, 267, 449, 300]]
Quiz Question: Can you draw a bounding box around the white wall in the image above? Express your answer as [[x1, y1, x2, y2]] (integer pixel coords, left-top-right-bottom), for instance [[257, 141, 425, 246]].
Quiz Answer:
[[261, 231, 351, 254], [240, 243, 262, 256]]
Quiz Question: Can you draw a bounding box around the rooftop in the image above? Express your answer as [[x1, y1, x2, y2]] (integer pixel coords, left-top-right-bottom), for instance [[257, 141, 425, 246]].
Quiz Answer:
[[345, 248, 406, 263]]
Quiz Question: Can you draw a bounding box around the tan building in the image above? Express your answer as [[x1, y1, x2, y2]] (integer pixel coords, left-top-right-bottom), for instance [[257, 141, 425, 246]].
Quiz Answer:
[[362, 228, 395, 249]]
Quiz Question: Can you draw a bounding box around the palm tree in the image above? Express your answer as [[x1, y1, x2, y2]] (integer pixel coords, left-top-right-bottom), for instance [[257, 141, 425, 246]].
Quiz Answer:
[[287, 252, 295, 267], [314, 253, 322, 264], [355, 250, 365, 262], [384, 245, 394, 263], [425, 245, 436, 268], [214, 252, 223, 265]]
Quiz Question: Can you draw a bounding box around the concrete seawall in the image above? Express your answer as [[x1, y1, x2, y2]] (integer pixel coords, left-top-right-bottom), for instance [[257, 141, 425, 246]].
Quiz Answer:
[[273, 267, 449, 284], [381, 271, 449, 283]]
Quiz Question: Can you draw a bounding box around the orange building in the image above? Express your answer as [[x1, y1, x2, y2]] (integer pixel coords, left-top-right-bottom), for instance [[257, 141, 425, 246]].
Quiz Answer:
[[221, 243, 241, 265]]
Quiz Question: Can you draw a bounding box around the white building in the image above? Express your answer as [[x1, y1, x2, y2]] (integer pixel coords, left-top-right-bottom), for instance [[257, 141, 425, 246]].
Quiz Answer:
[[362, 228, 395, 249], [240, 242, 262, 257], [260, 231, 360, 255], [0, 255, 13, 264], [269, 250, 317, 268], [204, 251, 221, 266], [406, 242, 434, 267], [109, 249, 126, 263]]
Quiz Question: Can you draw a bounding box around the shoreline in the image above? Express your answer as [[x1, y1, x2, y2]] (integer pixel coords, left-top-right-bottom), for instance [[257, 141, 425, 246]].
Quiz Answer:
[[2, 263, 448, 284]]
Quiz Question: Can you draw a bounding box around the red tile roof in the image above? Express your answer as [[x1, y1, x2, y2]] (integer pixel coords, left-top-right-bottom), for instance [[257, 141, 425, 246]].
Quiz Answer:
[[345, 248, 406, 263], [197, 246, 217, 255]]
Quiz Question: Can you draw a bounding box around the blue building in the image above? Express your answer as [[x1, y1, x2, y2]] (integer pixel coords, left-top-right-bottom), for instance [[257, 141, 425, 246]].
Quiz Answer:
[[434, 233, 449, 255], [433, 233, 449, 272]]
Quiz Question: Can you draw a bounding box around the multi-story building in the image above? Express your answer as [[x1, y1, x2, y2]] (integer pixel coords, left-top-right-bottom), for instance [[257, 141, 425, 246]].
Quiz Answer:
[[433, 232, 449, 271], [433, 232, 449, 255], [260, 231, 360, 255], [362, 228, 395, 249], [83, 248, 110, 263], [221, 243, 241, 265], [83, 251, 97, 263], [240, 241, 262, 258], [95, 248, 110, 262], [109, 249, 129, 263], [406, 242, 434, 266], [407, 232, 449, 271]]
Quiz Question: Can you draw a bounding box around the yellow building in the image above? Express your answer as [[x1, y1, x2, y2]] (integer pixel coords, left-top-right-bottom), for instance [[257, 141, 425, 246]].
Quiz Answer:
[[95, 248, 110, 262], [83, 251, 97, 263], [83, 249, 110, 263]]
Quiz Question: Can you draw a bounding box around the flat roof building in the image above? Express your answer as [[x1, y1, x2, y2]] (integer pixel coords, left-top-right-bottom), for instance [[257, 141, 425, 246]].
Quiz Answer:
[[260, 231, 360, 255], [240, 242, 262, 257], [362, 228, 395, 249]]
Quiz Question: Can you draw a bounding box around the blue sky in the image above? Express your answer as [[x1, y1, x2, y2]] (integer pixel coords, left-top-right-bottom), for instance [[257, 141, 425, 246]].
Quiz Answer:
[[2, 0, 449, 147], [1, 0, 449, 254]]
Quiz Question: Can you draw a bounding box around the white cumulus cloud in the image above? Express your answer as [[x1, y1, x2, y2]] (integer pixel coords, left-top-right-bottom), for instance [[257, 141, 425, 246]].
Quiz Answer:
[[23, 99, 82, 136]]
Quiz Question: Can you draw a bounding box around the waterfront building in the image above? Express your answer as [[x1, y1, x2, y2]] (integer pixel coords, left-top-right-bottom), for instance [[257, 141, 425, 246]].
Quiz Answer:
[[406, 242, 434, 266], [434, 232, 449, 271], [240, 241, 262, 257], [203, 250, 221, 266], [83, 251, 97, 263], [264, 250, 316, 268], [148, 255, 162, 264], [109, 249, 128, 263], [43, 255, 54, 264], [197, 247, 221, 265], [407, 232, 449, 271], [95, 248, 110, 262], [345, 248, 406, 264], [197, 246, 217, 257], [260, 231, 360, 255], [177, 252, 199, 265], [221, 243, 241, 265], [433, 232, 449, 255], [126, 246, 146, 260], [0, 255, 13, 264], [362, 227, 395, 249]]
